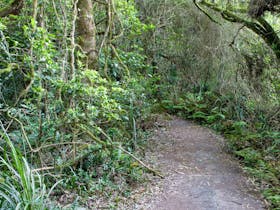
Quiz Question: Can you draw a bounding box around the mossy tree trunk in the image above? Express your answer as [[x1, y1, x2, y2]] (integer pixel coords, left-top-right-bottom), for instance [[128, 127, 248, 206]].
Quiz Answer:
[[77, 0, 97, 70]]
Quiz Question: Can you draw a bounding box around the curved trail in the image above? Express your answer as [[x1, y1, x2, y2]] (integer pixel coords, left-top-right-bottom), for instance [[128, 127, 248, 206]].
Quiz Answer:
[[128, 117, 265, 210]]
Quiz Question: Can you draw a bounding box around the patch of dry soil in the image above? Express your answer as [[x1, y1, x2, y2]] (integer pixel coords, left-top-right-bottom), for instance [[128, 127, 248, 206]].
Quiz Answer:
[[124, 117, 266, 210]]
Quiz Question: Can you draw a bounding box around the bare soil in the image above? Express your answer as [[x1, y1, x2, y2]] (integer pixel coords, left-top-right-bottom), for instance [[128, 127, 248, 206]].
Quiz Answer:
[[123, 116, 266, 210]]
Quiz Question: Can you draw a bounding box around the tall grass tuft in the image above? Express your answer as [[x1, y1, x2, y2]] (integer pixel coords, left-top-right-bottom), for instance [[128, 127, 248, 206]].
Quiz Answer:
[[0, 131, 53, 210]]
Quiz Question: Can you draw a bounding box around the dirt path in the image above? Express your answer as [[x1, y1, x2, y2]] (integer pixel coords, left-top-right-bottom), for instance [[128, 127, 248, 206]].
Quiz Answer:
[[126, 117, 266, 210]]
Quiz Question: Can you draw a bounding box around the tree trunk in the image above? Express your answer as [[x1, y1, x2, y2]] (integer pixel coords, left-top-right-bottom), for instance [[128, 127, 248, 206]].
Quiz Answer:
[[77, 0, 97, 69]]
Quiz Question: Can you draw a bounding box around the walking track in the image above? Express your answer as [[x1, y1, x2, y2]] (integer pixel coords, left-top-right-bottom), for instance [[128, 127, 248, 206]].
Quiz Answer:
[[126, 117, 265, 210]]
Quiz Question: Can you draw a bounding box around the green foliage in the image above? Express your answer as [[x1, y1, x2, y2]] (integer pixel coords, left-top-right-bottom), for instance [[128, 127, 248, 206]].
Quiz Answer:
[[162, 92, 226, 125], [235, 148, 262, 166], [0, 132, 54, 209], [0, 0, 157, 207], [1, 0, 280, 208], [116, 0, 154, 37]]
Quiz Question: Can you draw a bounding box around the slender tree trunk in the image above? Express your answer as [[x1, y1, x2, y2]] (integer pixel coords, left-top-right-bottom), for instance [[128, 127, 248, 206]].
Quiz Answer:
[[77, 0, 97, 69]]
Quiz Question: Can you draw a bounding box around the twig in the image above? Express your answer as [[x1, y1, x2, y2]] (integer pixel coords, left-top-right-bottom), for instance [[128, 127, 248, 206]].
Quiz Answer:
[[7, 112, 35, 152], [193, 0, 221, 25], [229, 25, 245, 47], [111, 44, 130, 77]]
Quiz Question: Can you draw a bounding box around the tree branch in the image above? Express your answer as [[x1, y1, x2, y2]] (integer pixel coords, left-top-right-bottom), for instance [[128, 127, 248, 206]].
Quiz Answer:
[[200, 0, 280, 60], [0, 0, 24, 17], [193, 0, 221, 25]]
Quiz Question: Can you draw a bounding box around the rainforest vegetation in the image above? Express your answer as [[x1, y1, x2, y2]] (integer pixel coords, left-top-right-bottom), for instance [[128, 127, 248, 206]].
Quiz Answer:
[[0, 0, 279, 209]]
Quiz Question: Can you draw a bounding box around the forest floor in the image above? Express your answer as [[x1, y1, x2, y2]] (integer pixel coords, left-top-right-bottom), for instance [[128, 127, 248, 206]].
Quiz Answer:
[[120, 116, 267, 210]]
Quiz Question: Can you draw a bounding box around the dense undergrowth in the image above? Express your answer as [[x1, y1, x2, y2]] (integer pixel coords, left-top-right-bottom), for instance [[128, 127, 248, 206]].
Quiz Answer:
[[0, 1, 158, 208], [0, 0, 280, 209]]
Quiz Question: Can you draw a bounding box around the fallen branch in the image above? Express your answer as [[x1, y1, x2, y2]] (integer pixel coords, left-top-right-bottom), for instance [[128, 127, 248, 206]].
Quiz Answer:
[[118, 146, 164, 178]]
